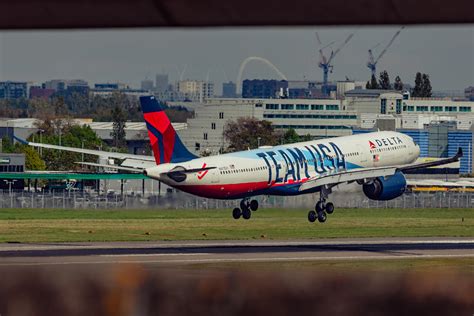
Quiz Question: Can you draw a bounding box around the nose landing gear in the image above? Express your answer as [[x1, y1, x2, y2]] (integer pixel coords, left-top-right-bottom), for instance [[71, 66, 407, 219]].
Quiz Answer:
[[232, 198, 259, 220]]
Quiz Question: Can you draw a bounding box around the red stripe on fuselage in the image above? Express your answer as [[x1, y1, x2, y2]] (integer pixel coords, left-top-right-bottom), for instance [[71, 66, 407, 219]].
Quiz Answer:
[[173, 177, 311, 199], [174, 181, 271, 199]]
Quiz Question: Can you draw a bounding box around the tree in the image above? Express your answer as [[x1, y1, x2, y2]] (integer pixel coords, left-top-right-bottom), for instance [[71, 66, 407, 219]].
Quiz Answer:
[[379, 70, 391, 89], [223, 117, 277, 151], [281, 128, 300, 144], [20, 145, 46, 171], [111, 105, 127, 149], [412, 72, 432, 97], [412, 72, 423, 97], [52, 96, 69, 117], [280, 128, 312, 145], [1, 137, 46, 171], [366, 74, 379, 89], [421, 73, 432, 97], [27, 122, 104, 171], [394, 76, 403, 91]]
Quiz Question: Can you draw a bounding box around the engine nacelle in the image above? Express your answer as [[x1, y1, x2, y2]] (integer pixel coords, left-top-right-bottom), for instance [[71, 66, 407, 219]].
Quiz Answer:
[[362, 171, 406, 201]]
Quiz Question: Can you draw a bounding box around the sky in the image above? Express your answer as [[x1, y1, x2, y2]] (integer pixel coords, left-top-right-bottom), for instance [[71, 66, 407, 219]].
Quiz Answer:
[[0, 25, 473, 94]]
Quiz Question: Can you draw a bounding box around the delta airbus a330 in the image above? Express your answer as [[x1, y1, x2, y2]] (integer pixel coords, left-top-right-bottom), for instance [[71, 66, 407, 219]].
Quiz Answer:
[[18, 96, 462, 223]]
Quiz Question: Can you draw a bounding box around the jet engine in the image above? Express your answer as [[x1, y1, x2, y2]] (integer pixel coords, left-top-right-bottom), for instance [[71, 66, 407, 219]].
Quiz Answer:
[[362, 171, 406, 201]]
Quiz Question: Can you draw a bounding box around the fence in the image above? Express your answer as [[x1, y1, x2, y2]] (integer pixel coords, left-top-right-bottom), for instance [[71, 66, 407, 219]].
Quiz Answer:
[[0, 190, 473, 209]]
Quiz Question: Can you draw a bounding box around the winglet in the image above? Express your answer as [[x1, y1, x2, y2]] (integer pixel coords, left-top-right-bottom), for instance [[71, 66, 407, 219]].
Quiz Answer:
[[456, 147, 463, 158], [13, 135, 29, 145]]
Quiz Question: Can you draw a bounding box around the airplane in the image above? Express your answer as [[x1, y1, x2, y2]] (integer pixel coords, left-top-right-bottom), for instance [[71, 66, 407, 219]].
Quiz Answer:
[[16, 96, 463, 223]]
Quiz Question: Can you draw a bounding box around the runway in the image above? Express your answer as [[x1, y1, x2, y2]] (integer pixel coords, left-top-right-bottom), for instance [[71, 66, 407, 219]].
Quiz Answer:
[[0, 237, 473, 267]]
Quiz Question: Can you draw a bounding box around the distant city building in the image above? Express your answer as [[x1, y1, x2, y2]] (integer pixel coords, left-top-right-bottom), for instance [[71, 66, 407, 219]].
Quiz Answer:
[[91, 82, 147, 98], [140, 79, 154, 91], [43, 80, 67, 91], [0, 81, 28, 99], [176, 80, 214, 102], [29, 86, 55, 100], [94, 83, 128, 90], [155, 74, 169, 93], [465, 86, 474, 101], [242, 79, 288, 99], [67, 79, 89, 88], [43, 79, 89, 92], [154, 90, 186, 102], [222, 81, 237, 98]]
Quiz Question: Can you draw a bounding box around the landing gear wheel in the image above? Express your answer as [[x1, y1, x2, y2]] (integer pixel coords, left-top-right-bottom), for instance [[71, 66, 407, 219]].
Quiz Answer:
[[317, 211, 327, 223], [240, 200, 248, 210], [325, 202, 334, 215], [242, 207, 251, 220], [315, 201, 325, 213], [232, 208, 242, 220], [308, 210, 317, 223], [249, 200, 259, 211]]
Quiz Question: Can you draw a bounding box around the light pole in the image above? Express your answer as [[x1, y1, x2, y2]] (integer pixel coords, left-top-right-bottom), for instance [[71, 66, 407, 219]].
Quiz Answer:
[[81, 140, 84, 162], [257, 137, 261, 148], [39, 129, 44, 157], [6, 121, 10, 142], [3, 179, 17, 195]]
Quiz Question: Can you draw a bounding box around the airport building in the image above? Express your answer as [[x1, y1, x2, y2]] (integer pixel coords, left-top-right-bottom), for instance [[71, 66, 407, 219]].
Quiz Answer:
[[0, 153, 25, 191], [345, 89, 474, 115], [174, 98, 357, 155]]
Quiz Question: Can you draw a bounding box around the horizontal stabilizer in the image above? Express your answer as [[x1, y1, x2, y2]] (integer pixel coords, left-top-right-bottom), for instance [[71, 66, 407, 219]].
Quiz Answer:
[[75, 162, 144, 173], [14, 135, 155, 162]]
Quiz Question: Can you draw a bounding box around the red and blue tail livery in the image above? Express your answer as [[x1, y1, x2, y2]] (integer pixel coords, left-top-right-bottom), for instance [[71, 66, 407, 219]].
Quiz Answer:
[[140, 96, 197, 165]]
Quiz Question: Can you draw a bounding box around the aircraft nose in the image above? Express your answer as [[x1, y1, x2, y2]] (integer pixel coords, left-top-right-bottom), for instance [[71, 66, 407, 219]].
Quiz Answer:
[[415, 144, 420, 156]]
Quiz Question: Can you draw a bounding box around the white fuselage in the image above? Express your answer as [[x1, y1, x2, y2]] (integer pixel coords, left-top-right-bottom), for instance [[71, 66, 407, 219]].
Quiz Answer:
[[145, 131, 420, 199]]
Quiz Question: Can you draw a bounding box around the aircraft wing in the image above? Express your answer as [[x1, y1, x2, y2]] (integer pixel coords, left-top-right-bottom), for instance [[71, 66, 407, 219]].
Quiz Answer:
[[15, 136, 155, 162], [397, 147, 462, 172], [299, 147, 463, 192], [299, 166, 398, 191]]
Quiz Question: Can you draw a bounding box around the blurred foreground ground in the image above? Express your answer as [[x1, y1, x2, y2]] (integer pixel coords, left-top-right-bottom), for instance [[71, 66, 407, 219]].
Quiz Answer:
[[0, 263, 472, 315]]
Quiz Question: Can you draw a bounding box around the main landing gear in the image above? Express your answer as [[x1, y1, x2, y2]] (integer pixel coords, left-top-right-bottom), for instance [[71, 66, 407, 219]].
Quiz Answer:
[[308, 186, 335, 224], [232, 198, 259, 220]]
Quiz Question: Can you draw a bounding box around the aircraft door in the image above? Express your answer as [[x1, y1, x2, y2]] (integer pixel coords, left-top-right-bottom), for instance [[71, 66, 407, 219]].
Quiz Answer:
[[209, 168, 220, 183]]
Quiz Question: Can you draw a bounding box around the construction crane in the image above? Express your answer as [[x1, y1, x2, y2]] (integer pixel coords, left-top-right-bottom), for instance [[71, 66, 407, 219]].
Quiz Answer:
[[315, 32, 354, 95], [367, 27, 404, 77]]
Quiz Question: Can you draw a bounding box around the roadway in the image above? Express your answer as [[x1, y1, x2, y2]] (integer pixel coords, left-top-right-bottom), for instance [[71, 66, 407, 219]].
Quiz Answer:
[[0, 237, 473, 267]]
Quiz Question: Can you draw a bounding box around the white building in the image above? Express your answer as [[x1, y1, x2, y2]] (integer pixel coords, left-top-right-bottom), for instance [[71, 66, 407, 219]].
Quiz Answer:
[[175, 98, 357, 155], [176, 80, 214, 102]]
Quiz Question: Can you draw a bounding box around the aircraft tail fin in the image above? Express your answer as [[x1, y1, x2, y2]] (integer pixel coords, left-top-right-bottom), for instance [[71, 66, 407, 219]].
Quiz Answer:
[[139, 96, 197, 165]]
